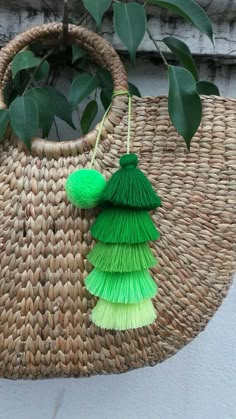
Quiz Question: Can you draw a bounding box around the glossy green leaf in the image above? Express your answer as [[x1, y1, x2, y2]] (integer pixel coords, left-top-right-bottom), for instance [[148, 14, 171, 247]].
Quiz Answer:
[[69, 73, 99, 110], [168, 65, 202, 150], [113, 2, 147, 63], [11, 51, 41, 78], [100, 89, 113, 110], [29, 41, 45, 55], [3, 83, 14, 106], [0, 109, 10, 142], [46, 87, 75, 129], [75, 57, 91, 72], [72, 45, 86, 64], [12, 70, 30, 95], [81, 100, 98, 135], [163, 37, 199, 81], [196, 81, 220, 96], [82, 0, 112, 28], [26, 87, 54, 137], [34, 60, 50, 81], [97, 68, 113, 90], [148, 0, 213, 42], [9, 96, 39, 149], [128, 82, 141, 97]]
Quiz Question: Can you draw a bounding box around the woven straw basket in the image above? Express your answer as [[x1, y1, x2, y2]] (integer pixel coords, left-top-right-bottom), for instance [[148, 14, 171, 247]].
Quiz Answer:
[[0, 22, 235, 379]]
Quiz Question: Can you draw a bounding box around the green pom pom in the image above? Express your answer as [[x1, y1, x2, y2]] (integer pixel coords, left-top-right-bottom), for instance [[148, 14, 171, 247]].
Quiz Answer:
[[85, 269, 158, 303], [91, 207, 160, 243], [102, 153, 162, 210], [65, 169, 106, 209], [90, 299, 157, 330], [88, 242, 157, 272]]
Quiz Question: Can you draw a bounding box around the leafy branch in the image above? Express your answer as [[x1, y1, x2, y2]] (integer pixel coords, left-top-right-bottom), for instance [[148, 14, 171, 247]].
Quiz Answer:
[[79, 0, 218, 149], [22, 49, 54, 95], [0, 0, 220, 151]]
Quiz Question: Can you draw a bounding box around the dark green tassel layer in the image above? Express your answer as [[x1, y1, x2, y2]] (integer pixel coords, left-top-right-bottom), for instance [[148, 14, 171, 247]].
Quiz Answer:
[[102, 154, 162, 210]]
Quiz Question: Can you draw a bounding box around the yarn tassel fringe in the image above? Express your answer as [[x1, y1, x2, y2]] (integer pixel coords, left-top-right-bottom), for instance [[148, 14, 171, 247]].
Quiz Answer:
[[102, 154, 162, 210], [85, 268, 158, 303], [90, 299, 157, 330], [88, 242, 158, 272], [91, 207, 160, 243]]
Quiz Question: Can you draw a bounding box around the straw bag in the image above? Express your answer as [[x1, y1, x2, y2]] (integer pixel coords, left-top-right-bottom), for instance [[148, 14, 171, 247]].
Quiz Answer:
[[0, 22, 235, 379]]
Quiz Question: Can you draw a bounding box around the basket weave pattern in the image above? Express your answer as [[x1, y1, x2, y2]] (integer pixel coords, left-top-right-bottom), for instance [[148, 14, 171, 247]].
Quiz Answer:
[[0, 24, 235, 378]]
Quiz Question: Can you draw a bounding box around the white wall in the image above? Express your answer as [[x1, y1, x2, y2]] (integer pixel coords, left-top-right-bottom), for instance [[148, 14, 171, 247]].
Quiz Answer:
[[0, 60, 236, 419]]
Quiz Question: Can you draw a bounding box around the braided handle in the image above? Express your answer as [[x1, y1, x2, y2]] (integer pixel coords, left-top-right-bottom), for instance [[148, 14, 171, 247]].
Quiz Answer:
[[0, 23, 129, 158]]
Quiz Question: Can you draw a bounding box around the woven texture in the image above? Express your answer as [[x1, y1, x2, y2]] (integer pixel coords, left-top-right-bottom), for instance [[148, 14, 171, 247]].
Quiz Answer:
[[0, 23, 235, 378]]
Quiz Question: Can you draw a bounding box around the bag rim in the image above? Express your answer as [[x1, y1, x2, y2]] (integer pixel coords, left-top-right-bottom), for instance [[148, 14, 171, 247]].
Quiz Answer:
[[0, 22, 129, 159]]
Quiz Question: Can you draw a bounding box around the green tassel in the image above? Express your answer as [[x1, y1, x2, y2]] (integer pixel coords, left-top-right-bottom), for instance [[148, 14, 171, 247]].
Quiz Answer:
[[91, 207, 160, 243], [90, 299, 157, 330], [85, 268, 158, 303], [88, 242, 157, 272], [102, 154, 162, 210]]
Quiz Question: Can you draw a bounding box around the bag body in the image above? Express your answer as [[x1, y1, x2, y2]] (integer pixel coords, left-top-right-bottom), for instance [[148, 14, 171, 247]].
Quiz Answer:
[[0, 23, 235, 379]]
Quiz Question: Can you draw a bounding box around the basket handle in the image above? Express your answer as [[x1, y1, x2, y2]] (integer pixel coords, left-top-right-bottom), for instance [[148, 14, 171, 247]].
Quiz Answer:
[[0, 23, 129, 158]]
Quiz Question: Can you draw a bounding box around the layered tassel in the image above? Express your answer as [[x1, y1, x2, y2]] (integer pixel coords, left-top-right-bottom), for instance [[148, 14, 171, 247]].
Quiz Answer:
[[86, 153, 161, 331]]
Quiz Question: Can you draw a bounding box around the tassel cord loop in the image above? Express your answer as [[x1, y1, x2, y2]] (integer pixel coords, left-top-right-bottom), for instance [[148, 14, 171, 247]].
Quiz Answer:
[[90, 90, 132, 168], [127, 91, 132, 155]]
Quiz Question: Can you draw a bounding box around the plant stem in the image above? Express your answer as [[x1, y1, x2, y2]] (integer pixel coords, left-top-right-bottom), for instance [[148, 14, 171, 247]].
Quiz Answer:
[[62, 0, 69, 46], [54, 118, 61, 141], [42, 0, 57, 21], [143, 0, 149, 7], [75, 11, 90, 26], [146, 28, 169, 68], [22, 49, 54, 95]]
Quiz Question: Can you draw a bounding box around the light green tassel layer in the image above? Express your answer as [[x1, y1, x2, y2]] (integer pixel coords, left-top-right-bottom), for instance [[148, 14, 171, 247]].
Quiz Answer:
[[90, 298, 157, 330], [88, 242, 157, 272], [91, 207, 160, 243], [85, 268, 158, 303]]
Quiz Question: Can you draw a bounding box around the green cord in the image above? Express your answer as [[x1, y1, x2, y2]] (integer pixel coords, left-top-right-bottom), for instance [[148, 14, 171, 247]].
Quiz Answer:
[[127, 91, 132, 155], [90, 90, 131, 168]]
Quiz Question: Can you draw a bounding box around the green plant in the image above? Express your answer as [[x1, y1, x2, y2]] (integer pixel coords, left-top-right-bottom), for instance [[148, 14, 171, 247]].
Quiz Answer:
[[0, 0, 219, 151]]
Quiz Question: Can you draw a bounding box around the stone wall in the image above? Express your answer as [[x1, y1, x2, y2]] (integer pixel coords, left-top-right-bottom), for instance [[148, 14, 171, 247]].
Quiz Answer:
[[1, 0, 236, 58]]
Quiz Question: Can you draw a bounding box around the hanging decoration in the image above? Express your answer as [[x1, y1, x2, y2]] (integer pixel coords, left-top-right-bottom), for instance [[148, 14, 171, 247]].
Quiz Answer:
[[65, 91, 162, 330]]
